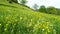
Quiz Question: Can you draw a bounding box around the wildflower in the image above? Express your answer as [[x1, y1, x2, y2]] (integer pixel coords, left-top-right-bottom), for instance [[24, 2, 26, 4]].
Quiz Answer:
[[29, 23, 32, 27], [45, 26, 48, 29], [20, 17, 22, 20], [46, 32, 48, 34], [37, 20, 39, 23], [34, 24, 39, 29], [31, 19, 33, 22], [42, 29, 45, 31], [6, 16, 9, 19], [6, 24, 8, 26], [1, 16, 3, 18], [4, 28, 7, 31], [0, 24, 1, 26], [48, 29, 50, 32]]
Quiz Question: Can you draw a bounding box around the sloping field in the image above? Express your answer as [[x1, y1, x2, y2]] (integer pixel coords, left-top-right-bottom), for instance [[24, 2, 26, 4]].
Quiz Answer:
[[0, 0, 60, 34]]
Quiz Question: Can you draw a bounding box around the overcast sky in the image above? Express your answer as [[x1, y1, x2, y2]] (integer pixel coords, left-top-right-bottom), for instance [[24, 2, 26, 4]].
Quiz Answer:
[[18, 0, 60, 9], [25, 0, 60, 8]]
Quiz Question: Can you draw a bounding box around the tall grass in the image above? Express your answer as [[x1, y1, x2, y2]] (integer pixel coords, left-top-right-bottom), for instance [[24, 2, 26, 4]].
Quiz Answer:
[[0, 1, 60, 34]]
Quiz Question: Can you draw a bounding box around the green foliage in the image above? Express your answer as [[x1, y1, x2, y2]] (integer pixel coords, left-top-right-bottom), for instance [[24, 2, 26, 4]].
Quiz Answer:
[[39, 5, 47, 12], [21, 0, 27, 5], [57, 9, 60, 15], [0, 1, 60, 34], [39, 6, 60, 15], [7, 0, 18, 3], [47, 6, 57, 14], [13, 0, 18, 3]]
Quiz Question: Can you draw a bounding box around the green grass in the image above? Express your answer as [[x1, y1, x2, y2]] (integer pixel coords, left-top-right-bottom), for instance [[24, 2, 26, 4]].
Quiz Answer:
[[0, 0, 60, 34]]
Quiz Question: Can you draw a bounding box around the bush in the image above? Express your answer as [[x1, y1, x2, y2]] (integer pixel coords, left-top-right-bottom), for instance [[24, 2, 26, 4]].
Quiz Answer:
[[39, 6, 60, 15]]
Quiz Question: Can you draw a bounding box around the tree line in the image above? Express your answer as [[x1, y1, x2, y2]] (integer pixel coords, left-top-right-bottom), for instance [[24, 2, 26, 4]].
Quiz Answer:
[[7, 0, 60, 15], [33, 4, 60, 15], [7, 0, 27, 5], [39, 5, 60, 15]]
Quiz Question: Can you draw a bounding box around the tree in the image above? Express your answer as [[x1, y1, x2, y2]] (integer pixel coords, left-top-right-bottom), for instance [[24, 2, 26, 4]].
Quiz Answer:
[[21, 0, 27, 5], [7, 0, 12, 3], [57, 9, 60, 15], [33, 4, 38, 11], [39, 5, 47, 13], [13, 0, 18, 3], [47, 6, 57, 14], [7, 0, 18, 3]]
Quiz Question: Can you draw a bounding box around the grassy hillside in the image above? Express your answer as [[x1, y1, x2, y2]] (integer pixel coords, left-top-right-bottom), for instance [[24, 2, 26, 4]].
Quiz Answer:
[[0, 0, 60, 34]]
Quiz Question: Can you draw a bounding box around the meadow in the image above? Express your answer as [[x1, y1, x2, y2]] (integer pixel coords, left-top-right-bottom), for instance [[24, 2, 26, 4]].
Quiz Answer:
[[0, 0, 60, 34]]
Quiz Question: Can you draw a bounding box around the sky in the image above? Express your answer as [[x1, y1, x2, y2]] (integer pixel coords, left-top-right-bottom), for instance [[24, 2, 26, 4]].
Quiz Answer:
[[25, 0, 60, 9]]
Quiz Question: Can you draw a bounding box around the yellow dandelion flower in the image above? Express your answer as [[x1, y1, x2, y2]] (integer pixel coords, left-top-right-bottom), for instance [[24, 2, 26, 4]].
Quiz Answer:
[[44, 26, 48, 29], [46, 26, 48, 29]]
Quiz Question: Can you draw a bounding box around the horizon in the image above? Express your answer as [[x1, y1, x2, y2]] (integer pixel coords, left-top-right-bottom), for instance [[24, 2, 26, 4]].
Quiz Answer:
[[24, 0, 60, 9]]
